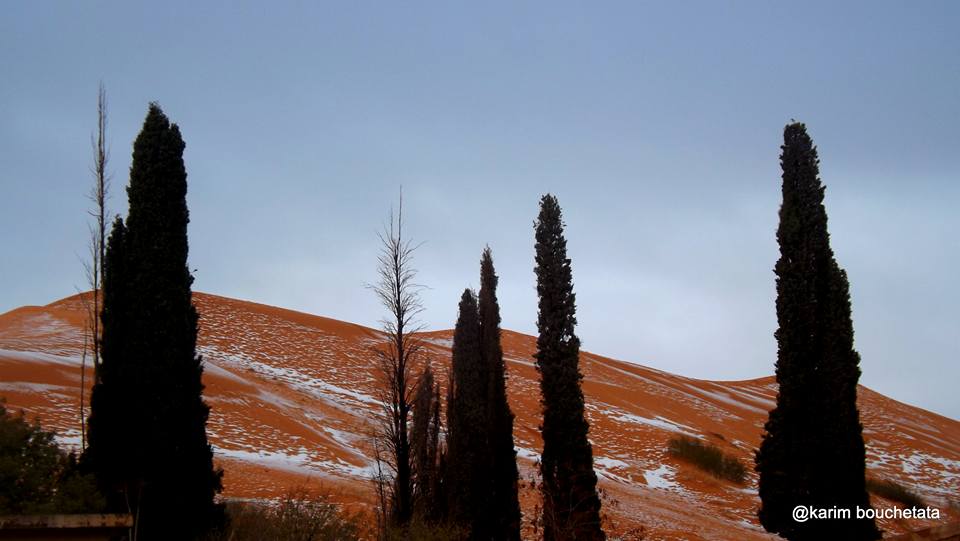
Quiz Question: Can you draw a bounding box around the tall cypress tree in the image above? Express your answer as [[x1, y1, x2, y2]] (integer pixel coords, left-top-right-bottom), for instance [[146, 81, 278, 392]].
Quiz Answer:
[[756, 123, 879, 540], [85, 104, 222, 540], [445, 289, 488, 537], [534, 194, 604, 541], [478, 247, 521, 541]]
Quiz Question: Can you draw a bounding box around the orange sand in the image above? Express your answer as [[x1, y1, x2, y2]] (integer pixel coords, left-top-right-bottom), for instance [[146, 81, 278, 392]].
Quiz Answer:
[[1, 292, 957, 539]]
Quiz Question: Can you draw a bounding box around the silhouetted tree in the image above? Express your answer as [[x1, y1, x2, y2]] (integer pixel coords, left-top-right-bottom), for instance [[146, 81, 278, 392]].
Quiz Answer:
[[369, 196, 425, 531], [445, 289, 489, 537], [756, 122, 879, 540], [86, 216, 131, 506], [478, 247, 521, 540], [534, 194, 604, 540], [411, 363, 443, 521], [85, 103, 222, 540]]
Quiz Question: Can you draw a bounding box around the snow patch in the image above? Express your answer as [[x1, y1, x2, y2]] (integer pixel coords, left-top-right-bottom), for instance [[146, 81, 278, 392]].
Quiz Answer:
[[216, 445, 376, 481], [594, 457, 630, 470], [505, 356, 535, 368], [683, 383, 767, 415], [216, 446, 315, 474], [55, 429, 83, 454], [643, 464, 680, 490], [902, 452, 960, 480], [0, 381, 70, 394], [201, 357, 251, 384], [246, 359, 379, 408], [321, 427, 367, 460], [0, 348, 82, 366], [322, 458, 378, 479], [515, 447, 541, 462], [609, 411, 702, 439], [421, 337, 453, 349]]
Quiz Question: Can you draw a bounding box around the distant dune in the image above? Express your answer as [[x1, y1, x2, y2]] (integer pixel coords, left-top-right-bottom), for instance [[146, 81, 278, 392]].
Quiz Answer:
[[1, 292, 957, 539]]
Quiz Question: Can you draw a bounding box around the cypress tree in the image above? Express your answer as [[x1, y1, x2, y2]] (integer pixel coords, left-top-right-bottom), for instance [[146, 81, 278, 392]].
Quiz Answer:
[[534, 194, 604, 540], [85, 104, 222, 539], [756, 122, 879, 540], [445, 289, 488, 536], [86, 218, 131, 500], [478, 247, 521, 541], [411, 363, 442, 521]]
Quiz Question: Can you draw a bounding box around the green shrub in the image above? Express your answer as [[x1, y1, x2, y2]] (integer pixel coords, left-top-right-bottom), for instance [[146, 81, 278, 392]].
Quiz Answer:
[[0, 400, 105, 514], [667, 436, 746, 484], [865, 478, 926, 508]]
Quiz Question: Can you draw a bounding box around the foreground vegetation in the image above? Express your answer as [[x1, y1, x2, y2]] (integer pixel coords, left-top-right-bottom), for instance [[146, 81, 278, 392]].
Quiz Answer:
[[0, 401, 104, 515], [209, 490, 365, 541], [667, 436, 746, 484], [209, 490, 473, 541], [865, 478, 927, 508]]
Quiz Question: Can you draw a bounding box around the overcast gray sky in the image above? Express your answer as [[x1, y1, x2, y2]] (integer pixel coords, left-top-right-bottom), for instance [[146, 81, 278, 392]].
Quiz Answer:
[[1, 2, 957, 419]]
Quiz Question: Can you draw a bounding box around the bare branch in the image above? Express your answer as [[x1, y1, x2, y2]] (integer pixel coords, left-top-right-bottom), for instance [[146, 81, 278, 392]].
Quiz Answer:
[[79, 82, 110, 450]]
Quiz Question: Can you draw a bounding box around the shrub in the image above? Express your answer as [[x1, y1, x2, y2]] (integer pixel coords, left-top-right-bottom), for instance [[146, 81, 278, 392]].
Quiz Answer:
[[523, 467, 643, 540], [0, 400, 105, 514], [211, 488, 365, 541], [865, 478, 926, 508], [667, 436, 746, 484], [384, 517, 465, 541]]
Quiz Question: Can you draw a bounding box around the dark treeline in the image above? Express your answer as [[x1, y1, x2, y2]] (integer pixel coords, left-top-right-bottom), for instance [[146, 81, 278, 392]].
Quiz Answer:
[[369, 125, 877, 540], [68, 95, 874, 541], [381, 197, 604, 540], [377, 244, 526, 540]]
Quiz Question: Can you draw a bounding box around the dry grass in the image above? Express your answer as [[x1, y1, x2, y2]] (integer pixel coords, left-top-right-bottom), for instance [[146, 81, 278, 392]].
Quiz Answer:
[[209, 488, 366, 541]]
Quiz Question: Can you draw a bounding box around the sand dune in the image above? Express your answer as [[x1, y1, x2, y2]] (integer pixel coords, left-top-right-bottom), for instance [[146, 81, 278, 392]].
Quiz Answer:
[[1, 292, 956, 539]]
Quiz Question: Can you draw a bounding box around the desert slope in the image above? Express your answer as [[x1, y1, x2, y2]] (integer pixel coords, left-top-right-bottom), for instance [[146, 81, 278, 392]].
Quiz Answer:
[[0, 292, 957, 539]]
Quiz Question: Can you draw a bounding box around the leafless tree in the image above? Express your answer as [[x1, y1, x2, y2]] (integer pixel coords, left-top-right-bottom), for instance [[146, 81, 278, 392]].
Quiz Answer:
[[79, 82, 110, 449], [368, 194, 426, 532]]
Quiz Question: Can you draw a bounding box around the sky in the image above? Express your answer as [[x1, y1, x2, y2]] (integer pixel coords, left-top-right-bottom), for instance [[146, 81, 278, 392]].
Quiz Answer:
[[1, 2, 957, 419]]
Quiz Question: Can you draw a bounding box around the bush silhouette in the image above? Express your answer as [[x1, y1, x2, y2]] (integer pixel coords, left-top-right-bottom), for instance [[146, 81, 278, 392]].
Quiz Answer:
[[667, 436, 746, 484]]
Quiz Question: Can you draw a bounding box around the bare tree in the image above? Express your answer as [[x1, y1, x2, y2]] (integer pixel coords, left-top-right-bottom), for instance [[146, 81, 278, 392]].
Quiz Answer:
[[80, 82, 110, 449], [368, 194, 426, 532]]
